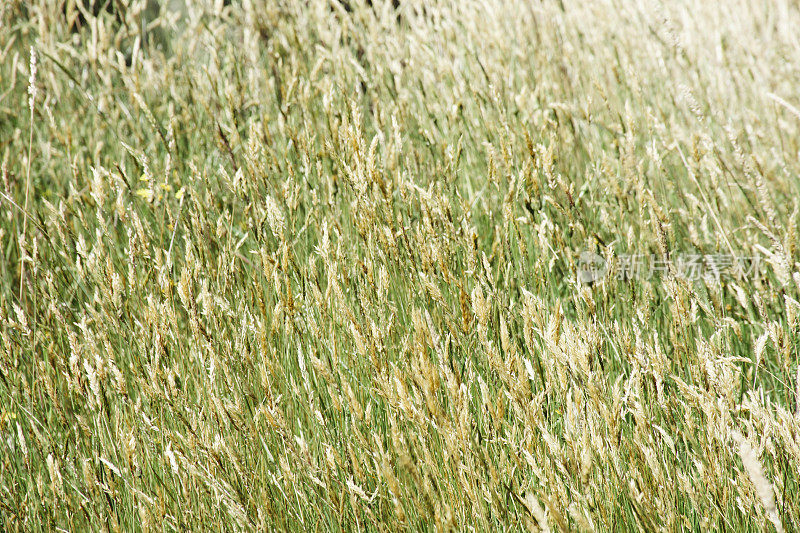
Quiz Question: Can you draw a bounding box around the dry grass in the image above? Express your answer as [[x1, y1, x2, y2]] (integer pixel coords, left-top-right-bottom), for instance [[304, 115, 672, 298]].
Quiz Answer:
[[1, 1, 800, 531]]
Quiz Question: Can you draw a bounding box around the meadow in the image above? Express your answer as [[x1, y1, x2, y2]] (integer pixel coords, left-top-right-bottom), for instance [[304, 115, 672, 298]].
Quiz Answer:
[[1, 1, 799, 531]]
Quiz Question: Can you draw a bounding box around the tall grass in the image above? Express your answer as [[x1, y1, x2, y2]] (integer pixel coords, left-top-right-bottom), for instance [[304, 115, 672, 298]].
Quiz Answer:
[[1, 1, 799, 530]]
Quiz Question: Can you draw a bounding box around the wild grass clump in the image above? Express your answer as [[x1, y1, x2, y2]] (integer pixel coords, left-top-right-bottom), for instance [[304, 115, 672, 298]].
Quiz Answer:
[[1, 1, 800, 531]]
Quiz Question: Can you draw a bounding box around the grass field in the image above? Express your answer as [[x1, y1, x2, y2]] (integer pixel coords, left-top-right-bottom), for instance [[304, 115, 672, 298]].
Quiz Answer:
[[2, 1, 800, 531]]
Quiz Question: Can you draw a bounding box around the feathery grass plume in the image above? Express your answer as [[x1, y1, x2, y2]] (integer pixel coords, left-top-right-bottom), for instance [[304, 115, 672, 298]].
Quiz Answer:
[[19, 46, 37, 301], [2, 0, 800, 530], [265, 195, 286, 240], [731, 431, 784, 533]]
